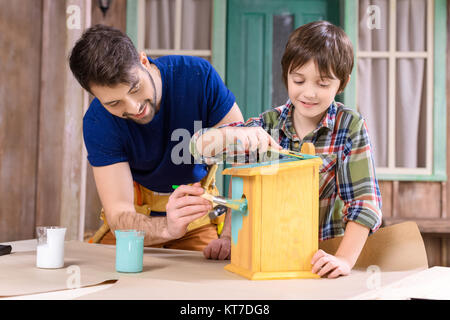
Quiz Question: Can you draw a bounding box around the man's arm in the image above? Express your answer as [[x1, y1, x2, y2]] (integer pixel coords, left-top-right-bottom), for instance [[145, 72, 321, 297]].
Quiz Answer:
[[193, 103, 280, 160], [93, 162, 212, 246], [214, 102, 243, 126]]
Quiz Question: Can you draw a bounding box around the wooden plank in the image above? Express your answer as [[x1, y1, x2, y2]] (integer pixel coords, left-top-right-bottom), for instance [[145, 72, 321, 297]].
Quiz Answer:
[[91, 0, 127, 32], [35, 0, 66, 228], [0, 0, 43, 242], [397, 182, 441, 218], [422, 235, 442, 267], [442, 182, 447, 219], [383, 218, 450, 234], [378, 181, 392, 218], [59, 0, 91, 240], [446, 238, 450, 267], [392, 181, 399, 217], [260, 167, 317, 272]]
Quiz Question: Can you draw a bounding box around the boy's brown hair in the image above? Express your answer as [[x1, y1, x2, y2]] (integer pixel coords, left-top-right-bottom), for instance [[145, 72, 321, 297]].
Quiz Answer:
[[281, 21, 354, 93]]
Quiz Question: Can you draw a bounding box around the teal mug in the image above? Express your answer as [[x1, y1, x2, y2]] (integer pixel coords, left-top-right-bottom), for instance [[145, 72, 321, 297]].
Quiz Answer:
[[115, 230, 145, 273]]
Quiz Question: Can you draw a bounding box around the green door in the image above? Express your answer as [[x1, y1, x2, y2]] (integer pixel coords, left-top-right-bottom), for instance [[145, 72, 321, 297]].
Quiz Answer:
[[226, 0, 340, 120], [223, 0, 339, 196]]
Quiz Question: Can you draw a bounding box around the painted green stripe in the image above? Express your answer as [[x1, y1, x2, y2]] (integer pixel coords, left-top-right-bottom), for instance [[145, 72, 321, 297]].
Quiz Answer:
[[342, 0, 358, 110], [432, 0, 447, 180], [212, 0, 227, 81], [377, 173, 447, 182], [126, 0, 139, 47]]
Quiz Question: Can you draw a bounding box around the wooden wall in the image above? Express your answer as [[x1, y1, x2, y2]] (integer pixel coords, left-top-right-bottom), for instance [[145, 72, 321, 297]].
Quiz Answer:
[[380, 1, 450, 268], [0, 0, 90, 242], [36, 0, 67, 229], [0, 0, 127, 242], [0, 0, 44, 242]]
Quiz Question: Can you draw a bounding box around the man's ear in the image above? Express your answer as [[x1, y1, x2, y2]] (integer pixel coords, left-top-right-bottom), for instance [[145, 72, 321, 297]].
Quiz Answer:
[[139, 51, 149, 67]]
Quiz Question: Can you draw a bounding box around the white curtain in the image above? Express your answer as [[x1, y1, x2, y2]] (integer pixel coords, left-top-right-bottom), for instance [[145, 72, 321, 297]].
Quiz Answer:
[[145, 0, 211, 50], [357, 0, 427, 168]]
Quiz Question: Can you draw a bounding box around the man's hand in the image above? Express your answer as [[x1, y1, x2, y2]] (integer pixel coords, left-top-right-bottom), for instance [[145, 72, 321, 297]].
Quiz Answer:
[[203, 235, 231, 260], [311, 249, 351, 279], [165, 182, 212, 240]]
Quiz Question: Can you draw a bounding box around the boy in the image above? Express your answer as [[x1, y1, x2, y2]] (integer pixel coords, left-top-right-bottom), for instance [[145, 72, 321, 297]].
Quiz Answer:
[[191, 21, 382, 278]]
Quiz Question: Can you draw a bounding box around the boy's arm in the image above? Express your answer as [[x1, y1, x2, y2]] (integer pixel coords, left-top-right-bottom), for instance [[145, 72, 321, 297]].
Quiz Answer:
[[334, 221, 369, 267], [337, 118, 382, 235], [311, 221, 369, 278], [312, 117, 382, 278]]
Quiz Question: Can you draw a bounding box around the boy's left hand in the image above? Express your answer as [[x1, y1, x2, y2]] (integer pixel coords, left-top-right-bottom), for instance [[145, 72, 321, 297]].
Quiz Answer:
[[203, 236, 231, 260], [311, 249, 351, 278]]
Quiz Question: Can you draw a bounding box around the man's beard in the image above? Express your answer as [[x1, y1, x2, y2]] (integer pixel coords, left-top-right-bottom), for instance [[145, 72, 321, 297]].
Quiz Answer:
[[124, 98, 157, 124], [124, 67, 159, 125]]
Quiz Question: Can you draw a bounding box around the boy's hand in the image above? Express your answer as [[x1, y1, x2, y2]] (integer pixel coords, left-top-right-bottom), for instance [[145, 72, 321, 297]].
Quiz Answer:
[[223, 127, 282, 153], [311, 249, 351, 278], [203, 235, 231, 260]]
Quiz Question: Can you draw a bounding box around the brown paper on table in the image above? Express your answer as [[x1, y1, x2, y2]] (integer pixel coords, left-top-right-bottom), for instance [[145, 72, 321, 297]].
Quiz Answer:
[[0, 222, 428, 298], [78, 221, 428, 300], [0, 241, 120, 297], [78, 269, 422, 300], [319, 221, 428, 271]]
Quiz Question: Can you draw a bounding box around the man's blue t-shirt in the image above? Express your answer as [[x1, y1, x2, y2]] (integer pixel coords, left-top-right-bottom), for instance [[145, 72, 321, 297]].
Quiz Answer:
[[83, 55, 235, 193]]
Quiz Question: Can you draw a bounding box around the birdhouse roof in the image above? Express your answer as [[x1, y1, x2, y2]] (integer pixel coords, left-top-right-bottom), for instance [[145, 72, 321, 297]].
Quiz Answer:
[[222, 156, 322, 176]]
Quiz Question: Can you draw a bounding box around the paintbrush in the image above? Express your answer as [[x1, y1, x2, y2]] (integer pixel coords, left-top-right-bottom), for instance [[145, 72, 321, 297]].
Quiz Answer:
[[200, 193, 248, 212], [172, 185, 247, 212], [267, 147, 305, 159]]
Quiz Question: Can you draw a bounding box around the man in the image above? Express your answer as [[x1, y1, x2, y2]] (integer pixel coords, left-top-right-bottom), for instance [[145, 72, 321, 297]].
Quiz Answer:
[[69, 24, 243, 260]]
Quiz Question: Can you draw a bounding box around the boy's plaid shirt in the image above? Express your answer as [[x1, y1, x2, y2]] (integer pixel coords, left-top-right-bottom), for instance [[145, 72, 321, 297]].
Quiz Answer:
[[191, 101, 382, 241]]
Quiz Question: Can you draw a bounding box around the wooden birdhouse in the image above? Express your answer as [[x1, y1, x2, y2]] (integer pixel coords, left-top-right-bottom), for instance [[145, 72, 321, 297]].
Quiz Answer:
[[222, 144, 322, 280]]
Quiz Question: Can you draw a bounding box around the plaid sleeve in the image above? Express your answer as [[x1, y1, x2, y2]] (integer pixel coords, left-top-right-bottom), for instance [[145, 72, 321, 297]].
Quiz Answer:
[[243, 116, 266, 127], [336, 117, 383, 234]]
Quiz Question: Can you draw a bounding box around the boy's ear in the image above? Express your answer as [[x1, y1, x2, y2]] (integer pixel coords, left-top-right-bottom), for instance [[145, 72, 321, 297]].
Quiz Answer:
[[338, 75, 351, 94]]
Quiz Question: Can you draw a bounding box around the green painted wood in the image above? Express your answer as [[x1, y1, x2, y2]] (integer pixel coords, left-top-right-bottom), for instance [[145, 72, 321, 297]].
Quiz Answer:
[[212, 0, 227, 81], [377, 172, 447, 182], [212, 0, 228, 195], [227, 0, 339, 120], [432, 0, 447, 181], [224, 0, 339, 196], [342, 0, 358, 109], [126, 0, 139, 47]]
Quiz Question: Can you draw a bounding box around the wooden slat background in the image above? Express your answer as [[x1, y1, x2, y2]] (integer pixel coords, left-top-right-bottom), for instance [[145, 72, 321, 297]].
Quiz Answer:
[[35, 0, 66, 228], [0, 0, 43, 241]]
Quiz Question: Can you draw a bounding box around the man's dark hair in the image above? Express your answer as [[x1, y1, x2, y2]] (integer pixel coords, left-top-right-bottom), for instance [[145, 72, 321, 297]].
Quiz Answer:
[[69, 24, 141, 93], [281, 21, 354, 93]]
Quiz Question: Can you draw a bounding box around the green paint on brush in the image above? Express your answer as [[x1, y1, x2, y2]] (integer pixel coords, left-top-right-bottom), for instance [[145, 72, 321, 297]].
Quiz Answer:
[[225, 198, 248, 212]]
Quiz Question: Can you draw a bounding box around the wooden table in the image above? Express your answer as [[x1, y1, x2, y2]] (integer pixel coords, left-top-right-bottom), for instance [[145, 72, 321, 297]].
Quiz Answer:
[[1, 239, 447, 300]]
